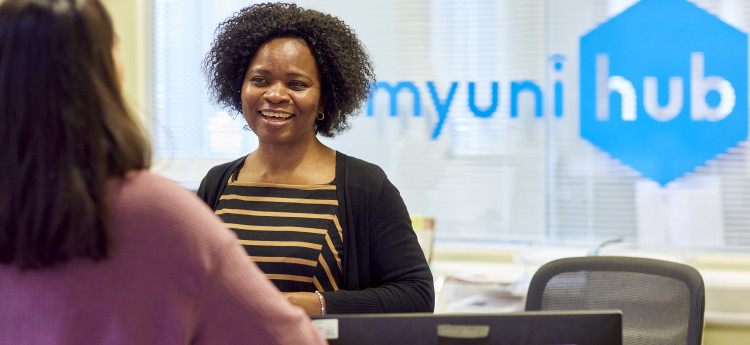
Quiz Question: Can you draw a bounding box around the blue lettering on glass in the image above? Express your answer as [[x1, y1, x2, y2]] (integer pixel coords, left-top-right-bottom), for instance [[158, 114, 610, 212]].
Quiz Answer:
[[580, 0, 748, 185], [551, 54, 566, 117], [510, 81, 543, 118], [366, 55, 567, 138], [468, 82, 498, 118], [367, 80, 549, 138], [427, 81, 458, 139], [366, 81, 421, 117], [366, 77, 560, 138]]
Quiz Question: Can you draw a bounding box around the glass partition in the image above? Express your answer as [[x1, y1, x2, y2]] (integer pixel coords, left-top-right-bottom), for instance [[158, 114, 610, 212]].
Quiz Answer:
[[150, 0, 750, 250]]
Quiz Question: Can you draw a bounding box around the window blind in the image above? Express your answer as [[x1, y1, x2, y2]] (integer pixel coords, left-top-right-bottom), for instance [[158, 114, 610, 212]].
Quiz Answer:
[[150, 0, 750, 250]]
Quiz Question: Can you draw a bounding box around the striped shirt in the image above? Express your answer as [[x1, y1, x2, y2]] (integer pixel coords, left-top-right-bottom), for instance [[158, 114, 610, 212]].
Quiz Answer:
[[215, 176, 343, 293]]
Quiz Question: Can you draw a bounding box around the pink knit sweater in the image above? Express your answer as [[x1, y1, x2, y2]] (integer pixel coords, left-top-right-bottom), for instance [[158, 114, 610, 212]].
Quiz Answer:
[[0, 171, 326, 345]]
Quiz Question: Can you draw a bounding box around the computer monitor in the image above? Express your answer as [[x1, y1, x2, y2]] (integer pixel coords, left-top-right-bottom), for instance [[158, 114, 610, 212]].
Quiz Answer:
[[311, 310, 622, 345]]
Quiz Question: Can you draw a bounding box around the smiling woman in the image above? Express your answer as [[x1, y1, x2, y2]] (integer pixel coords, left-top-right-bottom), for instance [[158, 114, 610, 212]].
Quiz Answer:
[[240, 38, 326, 155], [197, 2, 435, 316]]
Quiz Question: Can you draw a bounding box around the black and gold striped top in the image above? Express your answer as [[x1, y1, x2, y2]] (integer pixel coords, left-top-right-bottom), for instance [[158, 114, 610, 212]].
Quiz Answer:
[[214, 176, 343, 293]]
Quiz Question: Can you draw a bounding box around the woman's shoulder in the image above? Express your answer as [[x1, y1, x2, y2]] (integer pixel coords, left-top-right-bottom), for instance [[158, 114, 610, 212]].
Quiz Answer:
[[110, 170, 232, 243], [116, 170, 198, 203], [197, 156, 247, 204], [337, 151, 387, 181], [336, 152, 405, 203]]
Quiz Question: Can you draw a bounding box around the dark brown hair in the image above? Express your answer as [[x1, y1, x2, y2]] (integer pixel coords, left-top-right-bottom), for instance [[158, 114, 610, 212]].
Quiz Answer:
[[0, 0, 151, 269], [203, 2, 376, 137]]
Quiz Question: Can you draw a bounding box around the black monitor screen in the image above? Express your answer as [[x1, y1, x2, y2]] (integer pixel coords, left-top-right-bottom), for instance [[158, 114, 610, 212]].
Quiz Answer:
[[311, 310, 622, 345]]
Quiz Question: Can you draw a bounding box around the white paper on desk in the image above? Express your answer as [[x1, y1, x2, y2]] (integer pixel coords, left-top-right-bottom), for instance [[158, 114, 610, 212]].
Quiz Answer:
[[444, 272, 515, 285]]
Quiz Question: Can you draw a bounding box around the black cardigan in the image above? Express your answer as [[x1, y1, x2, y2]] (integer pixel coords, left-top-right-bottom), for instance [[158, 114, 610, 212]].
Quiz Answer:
[[197, 152, 435, 313]]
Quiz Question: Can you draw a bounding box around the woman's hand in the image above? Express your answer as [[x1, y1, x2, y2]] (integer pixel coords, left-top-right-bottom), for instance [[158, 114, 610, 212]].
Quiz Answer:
[[283, 292, 325, 315]]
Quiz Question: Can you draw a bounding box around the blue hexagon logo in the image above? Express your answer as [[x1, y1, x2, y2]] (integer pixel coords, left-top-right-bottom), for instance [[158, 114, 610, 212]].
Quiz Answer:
[[580, 0, 748, 185]]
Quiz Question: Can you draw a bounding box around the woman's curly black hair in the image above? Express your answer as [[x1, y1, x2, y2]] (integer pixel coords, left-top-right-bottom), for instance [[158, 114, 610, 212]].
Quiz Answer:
[[203, 2, 376, 137]]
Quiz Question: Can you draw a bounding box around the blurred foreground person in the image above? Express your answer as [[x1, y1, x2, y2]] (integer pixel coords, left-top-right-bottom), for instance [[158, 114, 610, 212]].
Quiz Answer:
[[0, 1, 326, 344]]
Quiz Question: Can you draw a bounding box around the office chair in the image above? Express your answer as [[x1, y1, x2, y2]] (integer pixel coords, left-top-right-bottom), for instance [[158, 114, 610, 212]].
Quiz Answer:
[[525, 256, 705, 345]]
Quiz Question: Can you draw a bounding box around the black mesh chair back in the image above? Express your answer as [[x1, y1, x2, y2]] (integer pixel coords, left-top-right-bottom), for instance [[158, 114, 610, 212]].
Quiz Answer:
[[525, 256, 705, 345]]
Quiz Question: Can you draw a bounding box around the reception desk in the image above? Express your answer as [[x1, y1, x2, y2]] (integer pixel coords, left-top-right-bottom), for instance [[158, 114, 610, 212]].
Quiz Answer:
[[430, 245, 750, 345]]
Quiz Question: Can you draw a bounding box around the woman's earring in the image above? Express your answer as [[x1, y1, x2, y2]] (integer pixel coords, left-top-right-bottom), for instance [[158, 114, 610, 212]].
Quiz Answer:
[[317, 112, 325, 121]]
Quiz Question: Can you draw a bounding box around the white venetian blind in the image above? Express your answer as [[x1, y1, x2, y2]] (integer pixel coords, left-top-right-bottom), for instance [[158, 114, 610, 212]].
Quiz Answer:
[[149, 0, 750, 250]]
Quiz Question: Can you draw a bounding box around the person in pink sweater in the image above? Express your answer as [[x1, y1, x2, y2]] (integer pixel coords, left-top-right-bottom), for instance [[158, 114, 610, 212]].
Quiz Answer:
[[0, 1, 326, 344]]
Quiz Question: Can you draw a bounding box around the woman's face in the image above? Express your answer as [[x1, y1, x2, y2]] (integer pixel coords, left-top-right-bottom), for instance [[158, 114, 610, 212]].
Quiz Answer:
[[241, 37, 324, 147]]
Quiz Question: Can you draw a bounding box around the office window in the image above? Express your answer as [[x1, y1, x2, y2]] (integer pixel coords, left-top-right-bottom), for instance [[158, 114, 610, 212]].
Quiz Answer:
[[150, 0, 750, 250]]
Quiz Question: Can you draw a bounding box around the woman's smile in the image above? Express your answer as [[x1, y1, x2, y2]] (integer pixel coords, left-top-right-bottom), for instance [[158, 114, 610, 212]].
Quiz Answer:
[[260, 110, 295, 124]]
